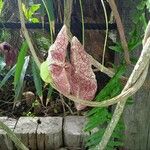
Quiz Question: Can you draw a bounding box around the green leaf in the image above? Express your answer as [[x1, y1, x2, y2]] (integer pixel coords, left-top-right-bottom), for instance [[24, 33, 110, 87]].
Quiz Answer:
[[137, 1, 146, 10], [22, 3, 28, 19], [0, 56, 6, 72], [109, 46, 122, 53], [0, 0, 4, 15], [0, 65, 16, 88], [22, 3, 41, 23], [147, 0, 150, 12], [14, 56, 30, 103], [14, 41, 28, 87], [85, 66, 126, 149], [31, 58, 43, 98], [42, 0, 55, 43], [46, 85, 53, 106], [41, 0, 54, 21], [30, 17, 39, 23], [40, 61, 52, 83], [28, 4, 41, 16]]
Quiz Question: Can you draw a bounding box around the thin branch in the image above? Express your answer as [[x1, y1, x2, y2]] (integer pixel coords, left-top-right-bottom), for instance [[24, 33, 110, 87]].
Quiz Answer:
[[18, 0, 41, 68], [79, 0, 85, 46], [108, 0, 131, 65], [64, 0, 73, 39], [101, 0, 109, 68]]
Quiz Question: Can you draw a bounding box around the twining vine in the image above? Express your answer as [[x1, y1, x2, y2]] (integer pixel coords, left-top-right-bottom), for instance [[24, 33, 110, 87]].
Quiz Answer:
[[17, 0, 150, 150]]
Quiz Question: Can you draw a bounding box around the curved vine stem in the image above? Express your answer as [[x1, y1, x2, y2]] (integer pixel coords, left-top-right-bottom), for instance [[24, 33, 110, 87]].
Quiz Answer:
[[108, 0, 131, 65], [18, 0, 41, 68], [64, 0, 73, 40], [101, 0, 109, 69], [97, 22, 150, 149], [79, 0, 85, 46]]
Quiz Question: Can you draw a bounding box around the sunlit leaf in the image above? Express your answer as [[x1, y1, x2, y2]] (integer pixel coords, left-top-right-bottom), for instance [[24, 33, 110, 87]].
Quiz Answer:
[[40, 61, 52, 83], [14, 41, 28, 87], [30, 17, 39, 23], [22, 3, 28, 19], [0, 65, 16, 88], [14, 56, 30, 103], [29, 4, 41, 13], [0, 0, 4, 15]]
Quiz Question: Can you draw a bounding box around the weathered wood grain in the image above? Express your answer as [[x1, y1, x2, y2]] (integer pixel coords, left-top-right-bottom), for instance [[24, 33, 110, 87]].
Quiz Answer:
[[63, 116, 86, 149], [37, 117, 63, 150], [117, 1, 150, 150], [0, 116, 87, 149], [0, 117, 17, 150], [14, 117, 38, 150]]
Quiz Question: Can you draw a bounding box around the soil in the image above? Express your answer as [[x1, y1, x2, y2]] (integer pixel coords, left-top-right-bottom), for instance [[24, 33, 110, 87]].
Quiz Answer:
[[0, 70, 110, 118]]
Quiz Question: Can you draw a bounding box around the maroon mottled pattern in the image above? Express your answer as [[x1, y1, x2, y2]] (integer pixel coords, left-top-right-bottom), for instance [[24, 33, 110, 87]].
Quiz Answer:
[[47, 25, 71, 94], [50, 25, 68, 64], [0, 42, 18, 67], [47, 25, 97, 110], [70, 37, 97, 110]]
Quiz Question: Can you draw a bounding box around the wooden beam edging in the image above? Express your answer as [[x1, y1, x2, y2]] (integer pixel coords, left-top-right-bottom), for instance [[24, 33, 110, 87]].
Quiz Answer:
[[0, 116, 86, 150]]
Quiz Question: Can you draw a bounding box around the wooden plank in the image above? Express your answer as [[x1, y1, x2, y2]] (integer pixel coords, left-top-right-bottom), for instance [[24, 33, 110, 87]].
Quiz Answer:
[[63, 116, 86, 149], [14, 117, 38, 150], [37, 117, 63, 150], [0, 117, 17, 150]]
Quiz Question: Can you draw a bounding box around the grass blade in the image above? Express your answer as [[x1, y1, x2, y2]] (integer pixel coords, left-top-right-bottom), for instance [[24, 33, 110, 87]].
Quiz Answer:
[[46, 85, 53, 106], [0, 121, 28, 150], [14, 56, 30, 104], [0, 65, 16, 88], [41, 0, 55, 43], [14, 41, 28, 87], [31, 58, 43, 100]]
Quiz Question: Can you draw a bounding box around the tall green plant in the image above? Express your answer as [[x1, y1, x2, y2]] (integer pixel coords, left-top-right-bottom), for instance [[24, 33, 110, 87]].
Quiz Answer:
[[85, 66, 125, 149], [41, 0, 55, 43]]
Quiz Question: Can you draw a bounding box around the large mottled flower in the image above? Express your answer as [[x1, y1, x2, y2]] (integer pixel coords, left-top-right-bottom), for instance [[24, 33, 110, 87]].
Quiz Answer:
[[46, 25, 97, 110], [0, 42, 18, 67]]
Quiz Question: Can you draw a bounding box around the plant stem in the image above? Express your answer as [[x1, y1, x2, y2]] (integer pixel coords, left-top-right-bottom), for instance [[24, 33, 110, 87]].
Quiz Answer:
[[79, 0, 85, 46], [108, 0, 131, 65], [64, 0, 73, 40], [101, 0, 109, 68], [18, 0, 41, 68]]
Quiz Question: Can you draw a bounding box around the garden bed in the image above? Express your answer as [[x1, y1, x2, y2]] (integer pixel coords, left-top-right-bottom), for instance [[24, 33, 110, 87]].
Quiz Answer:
[[0, 116, 86, 150]]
